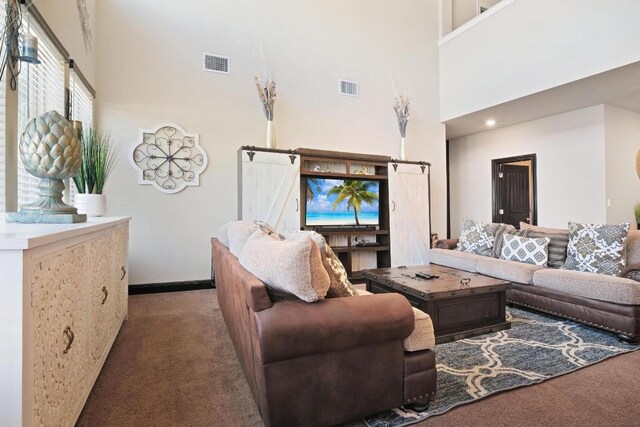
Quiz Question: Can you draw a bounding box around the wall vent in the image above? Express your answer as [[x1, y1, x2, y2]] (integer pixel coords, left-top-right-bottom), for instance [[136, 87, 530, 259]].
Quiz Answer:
[[203, 53, 229, 74], [339, 80, 359, 97]]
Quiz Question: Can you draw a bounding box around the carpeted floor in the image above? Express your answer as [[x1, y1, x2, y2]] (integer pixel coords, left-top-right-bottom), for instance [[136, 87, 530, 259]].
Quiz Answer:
[[78, 289, 640, 427]]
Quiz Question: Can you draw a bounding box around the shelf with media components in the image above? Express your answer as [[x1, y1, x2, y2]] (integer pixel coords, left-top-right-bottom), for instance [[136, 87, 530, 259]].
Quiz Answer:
[[297, 149, 392, 283]]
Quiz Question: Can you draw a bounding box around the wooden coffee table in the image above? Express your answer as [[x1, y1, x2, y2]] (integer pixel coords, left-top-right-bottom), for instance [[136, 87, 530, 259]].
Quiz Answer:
[[363, 264, 511, 344]]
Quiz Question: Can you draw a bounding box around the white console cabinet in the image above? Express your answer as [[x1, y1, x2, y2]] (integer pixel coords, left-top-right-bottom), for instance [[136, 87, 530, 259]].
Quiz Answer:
[[0, 216, 130, 427]]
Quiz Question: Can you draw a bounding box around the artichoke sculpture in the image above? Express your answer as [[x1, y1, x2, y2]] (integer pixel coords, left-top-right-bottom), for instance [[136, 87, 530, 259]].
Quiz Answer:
[[18, 110, 82, 214]]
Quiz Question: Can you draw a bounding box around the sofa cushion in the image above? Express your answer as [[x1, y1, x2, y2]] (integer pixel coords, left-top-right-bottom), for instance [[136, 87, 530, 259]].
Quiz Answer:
[[286, 230, 357, 298], [500, 234, 550, 266], [522, 229, 569, 268], [520, 222, 568, 234], [625, 230, 640, 266], [428, 248, 481, 273], [476, 258, 545, 285], [533, 269, 640, 305], [227, 221, 260, 256], [563, 222, 630, 276], [239, 230, 330, 302], [456, 218, 497, 257], [356, 290, 435, 352]]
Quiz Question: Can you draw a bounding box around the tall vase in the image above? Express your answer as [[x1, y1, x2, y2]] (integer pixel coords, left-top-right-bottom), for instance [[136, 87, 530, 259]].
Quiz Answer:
[[266, 120, 276, 149], [400, 136, 407, 161]]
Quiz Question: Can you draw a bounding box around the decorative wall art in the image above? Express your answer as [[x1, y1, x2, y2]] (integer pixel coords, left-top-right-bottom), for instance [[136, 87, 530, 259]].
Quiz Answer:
[[77, 0, 92, 49], [130, 123, 208, 194]]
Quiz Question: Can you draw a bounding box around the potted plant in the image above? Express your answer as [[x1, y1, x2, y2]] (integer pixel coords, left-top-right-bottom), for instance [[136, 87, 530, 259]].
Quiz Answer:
[[73, 127, 118, 217], [635, 202, 640, 230]]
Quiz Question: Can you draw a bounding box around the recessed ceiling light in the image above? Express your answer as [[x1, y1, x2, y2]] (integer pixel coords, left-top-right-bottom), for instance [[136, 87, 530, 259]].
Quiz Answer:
[[485, 119, 496, 127]]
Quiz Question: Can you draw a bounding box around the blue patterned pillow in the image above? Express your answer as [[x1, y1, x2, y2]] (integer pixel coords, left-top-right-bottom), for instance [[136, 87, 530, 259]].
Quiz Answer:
[[562, 222, 630, 276]]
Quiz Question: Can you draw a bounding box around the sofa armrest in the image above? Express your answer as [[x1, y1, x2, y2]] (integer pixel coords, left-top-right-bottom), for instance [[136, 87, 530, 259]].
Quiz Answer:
[[622, 263, 640, 282], [255, 293, 414, 363], [435, 238, 459, 250]]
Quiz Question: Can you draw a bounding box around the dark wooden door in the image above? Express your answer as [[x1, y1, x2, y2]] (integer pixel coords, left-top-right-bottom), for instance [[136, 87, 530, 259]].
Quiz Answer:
[[498, 165, 530, 228]]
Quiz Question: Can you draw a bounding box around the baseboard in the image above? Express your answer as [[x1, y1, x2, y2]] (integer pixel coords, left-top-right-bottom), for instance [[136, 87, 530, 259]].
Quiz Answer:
[[128, 279, 214, 295]]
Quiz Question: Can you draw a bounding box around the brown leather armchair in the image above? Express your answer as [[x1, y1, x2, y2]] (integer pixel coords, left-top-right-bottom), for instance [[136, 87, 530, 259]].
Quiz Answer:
[[212, 238, 437, 426]]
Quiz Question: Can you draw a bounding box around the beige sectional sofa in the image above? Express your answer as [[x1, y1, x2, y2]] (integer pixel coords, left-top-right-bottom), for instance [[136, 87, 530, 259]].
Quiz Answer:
[[430, 230, 640, 343]]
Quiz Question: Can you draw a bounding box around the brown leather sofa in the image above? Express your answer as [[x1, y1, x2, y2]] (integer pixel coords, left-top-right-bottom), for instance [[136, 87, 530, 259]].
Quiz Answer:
[[434, 237, 640, 343], [212, 238, 437, 426]]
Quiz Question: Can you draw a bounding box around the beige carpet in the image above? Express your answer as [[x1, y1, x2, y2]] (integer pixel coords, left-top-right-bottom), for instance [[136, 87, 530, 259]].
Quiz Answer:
[[78, 289, 640, 427]]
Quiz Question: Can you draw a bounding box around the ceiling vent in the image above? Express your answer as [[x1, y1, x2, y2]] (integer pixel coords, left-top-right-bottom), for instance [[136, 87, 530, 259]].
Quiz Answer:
[[339, 80, 359, 97], [203, 53, 229, 74]]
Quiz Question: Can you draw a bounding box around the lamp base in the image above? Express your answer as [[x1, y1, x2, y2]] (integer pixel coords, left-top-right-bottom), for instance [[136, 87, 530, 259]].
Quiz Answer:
[[6, 212, 87, 224]]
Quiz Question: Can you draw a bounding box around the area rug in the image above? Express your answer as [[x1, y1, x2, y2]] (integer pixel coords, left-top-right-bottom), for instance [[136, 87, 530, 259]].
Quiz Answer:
[[363, 307, 639, 427]]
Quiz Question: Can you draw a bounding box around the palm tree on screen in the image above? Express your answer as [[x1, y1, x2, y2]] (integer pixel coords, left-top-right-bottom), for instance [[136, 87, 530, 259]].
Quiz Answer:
[[328, 180, 378, 225]]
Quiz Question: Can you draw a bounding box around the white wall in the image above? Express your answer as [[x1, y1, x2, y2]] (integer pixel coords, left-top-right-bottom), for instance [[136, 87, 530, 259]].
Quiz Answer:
[[449, 105, 607, 236], [452, 0, 501, 30], [604, 105, 640, 228], [95, 0, 446, 284], [440, 0, 640, 121]]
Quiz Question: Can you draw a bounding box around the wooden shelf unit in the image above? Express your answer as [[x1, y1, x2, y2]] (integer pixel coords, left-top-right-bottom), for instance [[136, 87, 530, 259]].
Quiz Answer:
[[298, 149, 392, 283]]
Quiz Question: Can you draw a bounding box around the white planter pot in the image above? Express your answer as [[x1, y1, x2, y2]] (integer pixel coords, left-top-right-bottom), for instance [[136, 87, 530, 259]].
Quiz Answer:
[[266, 120, 276, 149], [400, 136, 407, 161], [75, 194, 107, 217]]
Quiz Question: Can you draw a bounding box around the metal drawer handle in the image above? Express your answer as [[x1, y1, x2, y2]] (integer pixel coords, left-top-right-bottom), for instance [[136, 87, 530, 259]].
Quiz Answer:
[[102, 286, 109, 304], [63, 326, 74, 354], [121, 266, 127, 280], [295, 198, 299, 212]]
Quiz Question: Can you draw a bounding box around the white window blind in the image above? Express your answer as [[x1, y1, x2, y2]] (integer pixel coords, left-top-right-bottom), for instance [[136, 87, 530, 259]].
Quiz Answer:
[[17, 17, 65, 207], [68, 70, 94, 201]]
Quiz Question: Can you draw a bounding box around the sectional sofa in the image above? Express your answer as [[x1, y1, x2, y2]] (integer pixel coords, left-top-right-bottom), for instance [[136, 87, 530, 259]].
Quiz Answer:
[[431, 230, 640, 343]]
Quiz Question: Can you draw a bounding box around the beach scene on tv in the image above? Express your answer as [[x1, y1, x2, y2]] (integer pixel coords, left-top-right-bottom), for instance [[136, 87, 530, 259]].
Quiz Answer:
[[306, 178, 380, 226]]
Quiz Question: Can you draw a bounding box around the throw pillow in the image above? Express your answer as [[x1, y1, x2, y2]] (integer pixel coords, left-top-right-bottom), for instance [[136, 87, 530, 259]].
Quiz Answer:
[[492, 223, 518, 258], [524, 230, 569, 268], [519, 222, 568, 234], [286, 230, 358, 298], [239, 230, 330, 302], [563, 222, 630, 276], [500, 234, 551, 266], [255, 221, 284, 240], [456, 218, 498, 257], [227, 221, 260, 256]]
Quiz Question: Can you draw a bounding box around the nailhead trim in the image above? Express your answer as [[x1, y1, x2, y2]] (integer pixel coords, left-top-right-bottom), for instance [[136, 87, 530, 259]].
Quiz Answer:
[[405, 391, 436, 402], [508, 299, 632, 335]]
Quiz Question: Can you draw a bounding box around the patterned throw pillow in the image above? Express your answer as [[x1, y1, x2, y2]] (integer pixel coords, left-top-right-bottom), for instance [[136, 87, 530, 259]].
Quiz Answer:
[[523, 230, 569, 268], [456, 218, 498, 257], [500, 234, 551, 266], [563, 222, 630, 276], [492, 224, 518, 258]]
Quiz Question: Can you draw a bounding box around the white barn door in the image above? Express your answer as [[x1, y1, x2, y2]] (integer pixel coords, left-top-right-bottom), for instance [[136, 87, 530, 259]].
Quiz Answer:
[[389, 163, 431, 267], [240, 150, 300, 233]]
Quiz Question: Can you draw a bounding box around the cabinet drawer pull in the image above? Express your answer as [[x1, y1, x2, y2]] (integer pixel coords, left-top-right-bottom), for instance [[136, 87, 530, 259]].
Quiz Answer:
[[120, 266, 127, 280], [102, 286, 109, 304], [63, 326, 75, 354]]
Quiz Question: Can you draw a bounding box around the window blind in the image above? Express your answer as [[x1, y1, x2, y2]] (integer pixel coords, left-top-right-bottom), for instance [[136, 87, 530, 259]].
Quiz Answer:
[[17, 16, 66, 207], [68, 69, 94, 201]]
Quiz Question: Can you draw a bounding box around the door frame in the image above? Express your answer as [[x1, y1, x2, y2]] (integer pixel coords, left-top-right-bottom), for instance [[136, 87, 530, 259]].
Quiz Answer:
[[491, 154, 538, 226]]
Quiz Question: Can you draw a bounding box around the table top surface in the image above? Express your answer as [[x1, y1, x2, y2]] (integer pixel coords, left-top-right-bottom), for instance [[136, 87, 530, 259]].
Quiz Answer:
[[362, 264, 510, 298]]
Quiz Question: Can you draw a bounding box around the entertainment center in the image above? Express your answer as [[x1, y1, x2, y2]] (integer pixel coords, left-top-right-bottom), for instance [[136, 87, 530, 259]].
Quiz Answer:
[[238, 146, 432, 281]]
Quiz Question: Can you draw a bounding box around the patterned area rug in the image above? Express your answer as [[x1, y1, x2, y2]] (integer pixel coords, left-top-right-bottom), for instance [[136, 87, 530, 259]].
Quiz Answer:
[[363, 307, 639, 427]]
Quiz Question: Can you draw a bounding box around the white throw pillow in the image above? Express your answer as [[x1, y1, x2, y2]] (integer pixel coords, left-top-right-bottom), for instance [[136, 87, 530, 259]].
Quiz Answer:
[[239, 230, 330, 302], [456, 218, 497, 257], [500, 234, 550, 266], [227, 221, 260, 256]]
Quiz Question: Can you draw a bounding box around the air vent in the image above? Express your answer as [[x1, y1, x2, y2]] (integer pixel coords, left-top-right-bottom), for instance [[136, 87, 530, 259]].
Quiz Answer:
[[203, 53, 229, 74], [339, 80, 359, 97]]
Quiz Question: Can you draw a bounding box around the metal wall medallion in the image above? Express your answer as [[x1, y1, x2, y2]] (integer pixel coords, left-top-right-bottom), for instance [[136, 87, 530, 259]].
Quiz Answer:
[[130, 123, 208, 194]]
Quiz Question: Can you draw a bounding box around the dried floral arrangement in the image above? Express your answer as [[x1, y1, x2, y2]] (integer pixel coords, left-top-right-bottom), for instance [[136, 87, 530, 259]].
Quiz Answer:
[[255, 76, 276, 121], [393, 95, 410, 138]]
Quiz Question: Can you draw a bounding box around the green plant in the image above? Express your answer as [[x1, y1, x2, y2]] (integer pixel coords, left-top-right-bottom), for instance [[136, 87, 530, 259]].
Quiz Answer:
[[635, 202, 640, 224], [327, 180, 379, 225], [73, 128, 118, 194]]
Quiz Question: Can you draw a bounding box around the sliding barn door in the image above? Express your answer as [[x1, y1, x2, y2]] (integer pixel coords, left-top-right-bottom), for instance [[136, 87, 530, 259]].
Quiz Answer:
[[239, 150, 300, 233], [389, 163, 431, 267]]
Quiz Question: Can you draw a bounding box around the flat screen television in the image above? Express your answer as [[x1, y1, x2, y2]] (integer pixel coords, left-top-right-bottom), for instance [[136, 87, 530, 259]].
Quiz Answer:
[[305, 178, 380, 227]]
